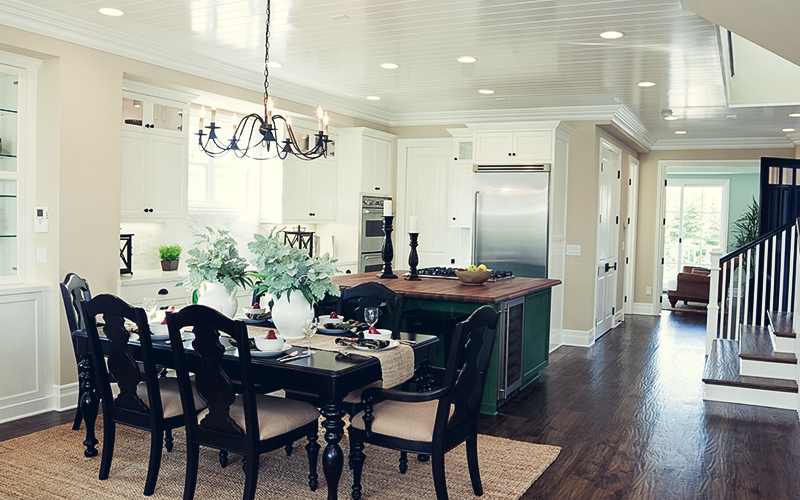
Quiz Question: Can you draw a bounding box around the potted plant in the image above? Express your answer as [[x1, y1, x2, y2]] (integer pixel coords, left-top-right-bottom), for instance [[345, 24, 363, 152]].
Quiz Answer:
[[178, 227, 252, 317], [248, 227, 340, 339], [158, 244, 182, 271]]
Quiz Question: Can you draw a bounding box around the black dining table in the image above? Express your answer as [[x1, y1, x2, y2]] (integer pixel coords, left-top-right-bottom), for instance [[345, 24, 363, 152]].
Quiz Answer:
[[72, 329, 437, 500]]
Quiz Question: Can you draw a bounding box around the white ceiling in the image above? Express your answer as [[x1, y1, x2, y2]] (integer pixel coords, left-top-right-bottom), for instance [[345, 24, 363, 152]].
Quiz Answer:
[[4, 0, 800, 149]]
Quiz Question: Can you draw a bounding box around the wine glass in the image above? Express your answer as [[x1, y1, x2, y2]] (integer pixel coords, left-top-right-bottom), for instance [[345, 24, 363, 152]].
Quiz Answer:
[[143, 297, 158, 322], [301, 317, 319, 355], [364, 307, 379, 332]]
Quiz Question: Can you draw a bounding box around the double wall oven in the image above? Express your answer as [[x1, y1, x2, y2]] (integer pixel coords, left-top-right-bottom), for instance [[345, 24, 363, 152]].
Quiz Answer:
[[360, 196, 391, 274]]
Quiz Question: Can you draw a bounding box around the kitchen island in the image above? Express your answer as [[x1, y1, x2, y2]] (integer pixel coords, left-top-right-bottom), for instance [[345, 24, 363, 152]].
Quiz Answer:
[[331, 272, 561, 414]]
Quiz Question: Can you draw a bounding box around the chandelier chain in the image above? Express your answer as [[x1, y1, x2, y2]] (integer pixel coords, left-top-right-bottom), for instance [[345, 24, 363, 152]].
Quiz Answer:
[[263, 0, 270, 111]]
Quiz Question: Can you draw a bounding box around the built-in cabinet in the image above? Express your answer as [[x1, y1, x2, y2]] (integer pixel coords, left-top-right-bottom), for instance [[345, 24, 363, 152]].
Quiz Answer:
[[260, 124, 338, 224], [120, 82, 194, 220], [449, 130, 474, 229], [339, 128, 395, 196], [0, 69, 19, 278], [474, 130, 552, 164]]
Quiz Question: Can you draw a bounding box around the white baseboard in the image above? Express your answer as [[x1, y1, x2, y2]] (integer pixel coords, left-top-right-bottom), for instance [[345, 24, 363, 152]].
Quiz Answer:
[[632, 302, 657, 315], [704, 384, 798, 411], [740, 359, 797, 380], [55, 382, 79, 411], [561, 328, 595, 347], [0, 397, 55, 425], [614, 310, 625, 326], [549, 328, 562, 352]]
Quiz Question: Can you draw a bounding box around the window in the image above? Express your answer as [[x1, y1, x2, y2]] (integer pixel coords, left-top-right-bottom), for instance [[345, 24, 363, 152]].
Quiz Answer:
[[188, 106, 260, 213]]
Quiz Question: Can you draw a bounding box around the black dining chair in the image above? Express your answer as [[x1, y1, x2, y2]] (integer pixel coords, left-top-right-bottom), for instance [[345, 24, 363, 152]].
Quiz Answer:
[[336, 281, 405, 338], [81, 293, 207, 496], [60, 272, 92, 430], [349, 305, 500, 500], [166, 305, 321, 500]]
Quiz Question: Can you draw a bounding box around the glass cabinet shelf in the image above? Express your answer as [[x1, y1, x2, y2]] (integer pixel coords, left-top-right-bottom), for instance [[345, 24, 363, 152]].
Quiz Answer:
[[0, 234, 17, 238], [0, 194, 17, 198], [0, 154, 16, 158], [0, 108, 17, 116]]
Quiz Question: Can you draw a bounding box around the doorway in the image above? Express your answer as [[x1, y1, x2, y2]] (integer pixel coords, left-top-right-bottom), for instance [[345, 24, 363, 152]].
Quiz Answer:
[[595, 141, 621, 338]]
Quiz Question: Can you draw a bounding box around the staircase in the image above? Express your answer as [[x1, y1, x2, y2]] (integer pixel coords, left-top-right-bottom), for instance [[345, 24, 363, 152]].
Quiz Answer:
[[702, 220, 800, 415]]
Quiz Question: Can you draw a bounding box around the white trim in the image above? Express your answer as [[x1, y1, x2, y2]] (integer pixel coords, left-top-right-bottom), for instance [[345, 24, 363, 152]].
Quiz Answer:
[[0, 396, 54, 425], [786, 132, 800, 146], [122, 80, 197, 104], [614, 310, 625, 326], [740, 359, 797, 380], [632, 302, 658, 315], [623, 156, 640, 315], [549, 328, 563, 353], [561, 329, 596, 347], [651, 137, 794, 150], [703, 384, 798, 411], [54, 382, 79, 411]]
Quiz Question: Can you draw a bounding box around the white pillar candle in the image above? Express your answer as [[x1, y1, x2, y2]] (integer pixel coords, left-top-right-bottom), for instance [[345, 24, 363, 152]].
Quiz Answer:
[[409, 216, 419, 233], [383, 200, 392, 217]]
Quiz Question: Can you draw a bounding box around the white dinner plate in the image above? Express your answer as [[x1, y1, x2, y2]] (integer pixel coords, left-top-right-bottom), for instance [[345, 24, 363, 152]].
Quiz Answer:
[[352, 339, 399, 352], [248, 343, 293, 357]]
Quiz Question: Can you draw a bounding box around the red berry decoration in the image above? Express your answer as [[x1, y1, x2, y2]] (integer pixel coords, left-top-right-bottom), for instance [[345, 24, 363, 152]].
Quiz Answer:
[[161, 317, 167, 325], [253, 303, 261, 308], [266, 330, 278, 340], [330, 312, 338, 319], [368, 327, 379, 335], [169, 306, 175, 312]]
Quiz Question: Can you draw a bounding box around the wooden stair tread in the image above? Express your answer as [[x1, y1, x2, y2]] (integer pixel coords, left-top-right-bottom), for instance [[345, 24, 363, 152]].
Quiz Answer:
[[739, 325, 797, 364], [767, 311, 797, 339], [703, 340, 798, 393]]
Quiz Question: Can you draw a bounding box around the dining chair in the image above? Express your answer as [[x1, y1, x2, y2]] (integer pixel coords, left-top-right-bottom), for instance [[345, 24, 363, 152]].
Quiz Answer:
[[336, 281, 405, 337], [349, 305, 500, 500], [60, 272, 92, 430], [81, 293, 206, 496], [166, 305, 321, 500]]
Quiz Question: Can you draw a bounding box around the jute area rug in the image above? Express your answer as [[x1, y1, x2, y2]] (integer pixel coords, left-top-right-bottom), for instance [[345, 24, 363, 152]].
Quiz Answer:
[[0, 422, 560, 500]]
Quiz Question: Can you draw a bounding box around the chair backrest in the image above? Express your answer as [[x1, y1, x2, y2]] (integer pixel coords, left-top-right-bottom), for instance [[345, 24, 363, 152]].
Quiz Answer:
[[80, 294, 164, 421], [336, 282, 404, 336], [60, 273, 92, 333], [167, 305, 256, 441], [436, 305, 499, 434]]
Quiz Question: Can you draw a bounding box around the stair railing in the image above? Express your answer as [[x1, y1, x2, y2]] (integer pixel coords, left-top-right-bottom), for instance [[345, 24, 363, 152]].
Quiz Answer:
[[706, 219, 798, 355]]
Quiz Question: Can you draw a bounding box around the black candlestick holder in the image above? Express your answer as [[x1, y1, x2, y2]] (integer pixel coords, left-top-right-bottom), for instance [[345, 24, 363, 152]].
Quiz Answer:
[[406, 233, 421, 281], [377, 215, 398, 279]]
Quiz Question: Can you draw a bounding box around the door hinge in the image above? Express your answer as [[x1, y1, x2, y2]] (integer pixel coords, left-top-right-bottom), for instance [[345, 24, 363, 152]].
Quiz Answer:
[[629, 179, 632, 186], [660, 296, 663, 303], [616, 216, 619, 224], [617, 170, 621, 179], [627, 217, 630, 224], [626, 257, 629, 264], [663, 218, 666, 225], [661, 257, 665, 265], [614, 262, 617, 270], [679, 237, 682, 243], [612, 307, 616, 315], [624, 295, 628, 303], [599, 214, 602, 224], [664, 179, 668, 187]]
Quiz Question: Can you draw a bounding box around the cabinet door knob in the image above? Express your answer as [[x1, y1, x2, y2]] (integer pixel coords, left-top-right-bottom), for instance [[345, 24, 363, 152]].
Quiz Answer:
[[508, 152, 512, 156], [512, 152, 516, 156], [374, 187, 380, 190], [453, 217, 456, 221], [454, 157, 458, 161]]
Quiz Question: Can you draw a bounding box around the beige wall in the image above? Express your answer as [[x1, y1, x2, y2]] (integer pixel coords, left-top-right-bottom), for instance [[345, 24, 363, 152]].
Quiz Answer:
[[0, 25, 387, 387], [633, 147, 795, 306]]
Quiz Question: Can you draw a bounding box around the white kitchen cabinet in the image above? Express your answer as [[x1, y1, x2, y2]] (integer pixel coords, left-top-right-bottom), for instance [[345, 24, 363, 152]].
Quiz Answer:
[[449, 163, 474, 228], [338, 128, 396, 196], [122, 83, 190, 138], [261, 153, 337, 224], [121, 130, 188, 219], [474, 130, 552, 164]]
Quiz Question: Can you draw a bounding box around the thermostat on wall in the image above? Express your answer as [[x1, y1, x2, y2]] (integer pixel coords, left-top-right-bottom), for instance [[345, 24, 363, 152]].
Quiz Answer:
[[34, 206, 49, 232]]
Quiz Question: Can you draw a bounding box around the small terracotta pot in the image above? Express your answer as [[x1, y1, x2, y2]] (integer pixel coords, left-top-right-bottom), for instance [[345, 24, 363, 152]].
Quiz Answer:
[[161, 259, 179, 271]]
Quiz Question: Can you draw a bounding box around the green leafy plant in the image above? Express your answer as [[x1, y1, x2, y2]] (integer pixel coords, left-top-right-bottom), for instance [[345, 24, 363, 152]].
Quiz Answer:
[[178, 227, 252, 297], [248, 227, 340, 306], [158, 244, 182, 262], [730, 196, 760, 251]]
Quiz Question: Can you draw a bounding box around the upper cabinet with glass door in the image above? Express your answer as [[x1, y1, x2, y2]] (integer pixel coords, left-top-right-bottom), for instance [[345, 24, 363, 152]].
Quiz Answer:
[[0, 70, 19, 278], [122, 88, 188, 138]]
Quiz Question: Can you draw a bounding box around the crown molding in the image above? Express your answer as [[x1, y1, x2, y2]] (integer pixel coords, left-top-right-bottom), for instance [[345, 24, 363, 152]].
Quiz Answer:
[[0, 0, 393, 126], [786, 132, 800, 146], [610, 106, 657, 151], [650, 137, 795, 150]]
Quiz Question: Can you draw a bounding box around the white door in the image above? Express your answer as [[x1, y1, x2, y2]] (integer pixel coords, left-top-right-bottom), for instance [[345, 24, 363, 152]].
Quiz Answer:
[[595, 143, 621, 338], [404, 146, 451, 267], [623, 157, 640, 315]]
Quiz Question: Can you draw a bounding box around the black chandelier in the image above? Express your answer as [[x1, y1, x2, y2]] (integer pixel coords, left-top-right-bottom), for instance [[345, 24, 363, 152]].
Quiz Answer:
[[197, 0, 329, 161]]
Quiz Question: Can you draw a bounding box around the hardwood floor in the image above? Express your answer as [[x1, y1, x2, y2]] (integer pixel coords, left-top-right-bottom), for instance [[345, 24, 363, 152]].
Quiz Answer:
[[3, 311, 799, 498], [478, 312, 800, 499]]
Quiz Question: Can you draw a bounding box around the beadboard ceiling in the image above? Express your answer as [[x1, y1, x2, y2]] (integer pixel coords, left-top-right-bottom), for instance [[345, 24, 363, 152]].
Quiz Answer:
[[5, 0, 800, 148]]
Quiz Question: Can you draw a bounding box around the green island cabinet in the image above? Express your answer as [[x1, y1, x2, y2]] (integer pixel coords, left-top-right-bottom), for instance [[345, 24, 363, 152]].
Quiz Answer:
[[331, 273, 561, 415]]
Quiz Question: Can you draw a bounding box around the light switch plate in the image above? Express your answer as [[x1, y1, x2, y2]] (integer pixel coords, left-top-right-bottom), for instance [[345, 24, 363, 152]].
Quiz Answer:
[[36, 247, 46, 263], [34, 206, 49, 232], [566, 244, 581, 256]]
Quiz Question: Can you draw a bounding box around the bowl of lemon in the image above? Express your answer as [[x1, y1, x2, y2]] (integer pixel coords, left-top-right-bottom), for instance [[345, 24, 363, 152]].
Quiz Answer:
[[455, 264, 492, 285]]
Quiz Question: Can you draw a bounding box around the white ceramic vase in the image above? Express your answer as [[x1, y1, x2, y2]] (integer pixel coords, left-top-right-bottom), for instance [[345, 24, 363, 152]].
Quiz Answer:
[[197, 282, 238, 318], [271, 290, 313, 340]]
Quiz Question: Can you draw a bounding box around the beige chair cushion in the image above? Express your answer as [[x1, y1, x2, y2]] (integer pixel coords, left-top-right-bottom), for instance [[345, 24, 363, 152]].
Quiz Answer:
[[352, 399, 453, 442], [198, 395, 320, 441], [137, 377, 206, 419], [343, 381, 383, 404]]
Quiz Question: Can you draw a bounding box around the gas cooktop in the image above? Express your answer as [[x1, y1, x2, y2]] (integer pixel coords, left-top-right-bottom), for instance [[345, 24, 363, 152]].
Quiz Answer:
[[415, 267, 515, 281]]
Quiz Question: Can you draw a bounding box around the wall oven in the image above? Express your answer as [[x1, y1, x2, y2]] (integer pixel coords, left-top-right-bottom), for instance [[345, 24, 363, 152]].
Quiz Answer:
[[360, 196, 391, 273]]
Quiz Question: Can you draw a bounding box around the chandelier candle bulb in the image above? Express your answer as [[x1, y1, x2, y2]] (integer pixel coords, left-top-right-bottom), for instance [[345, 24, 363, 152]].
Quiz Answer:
[[323, 112, 329, 134], [409, 216, 419, 233], [383, 200, 392, 217], [317, 106, 324, 131], [266, 97, 273, 121], [211, 99, 217, 122], [232, 113, 238, 132], [199, 105, 205, 129]]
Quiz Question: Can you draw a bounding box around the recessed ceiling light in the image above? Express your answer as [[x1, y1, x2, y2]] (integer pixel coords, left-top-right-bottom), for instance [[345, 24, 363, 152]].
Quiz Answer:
[[99, 7, 124, 16], [366, 96, 381, 101], [380, 63, 399, 70], [457, 56, 477, 63], [675, 130, 687, 135], [600, 31, 624, 39], [664, 115, 678, 121], [782, 128, 796, 132], [790, 113, 800, 118], [637, 81, 656, 87], [478, 89, 495, 94], [266, 61, 283, 69]]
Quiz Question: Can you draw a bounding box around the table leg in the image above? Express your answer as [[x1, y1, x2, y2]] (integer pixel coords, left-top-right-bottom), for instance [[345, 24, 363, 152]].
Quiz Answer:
[[77, 355, 99, 457], [320, 403, 346, 500]]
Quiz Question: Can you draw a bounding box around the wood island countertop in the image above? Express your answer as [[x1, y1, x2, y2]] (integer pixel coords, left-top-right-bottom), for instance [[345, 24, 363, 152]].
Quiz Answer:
[[332, 271, 561, 304]]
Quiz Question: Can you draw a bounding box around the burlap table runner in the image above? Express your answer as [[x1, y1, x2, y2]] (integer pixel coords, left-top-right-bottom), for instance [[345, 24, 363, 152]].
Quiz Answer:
[[248, 325, 414, 389]]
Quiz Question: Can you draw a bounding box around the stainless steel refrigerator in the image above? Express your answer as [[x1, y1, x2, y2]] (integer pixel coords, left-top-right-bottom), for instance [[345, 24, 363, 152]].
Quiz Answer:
[[472, 165, 549, 278]]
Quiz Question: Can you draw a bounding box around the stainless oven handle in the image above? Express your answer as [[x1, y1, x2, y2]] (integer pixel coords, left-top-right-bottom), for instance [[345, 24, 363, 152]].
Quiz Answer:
[[472, 191, 480, 263], [362, 254, 383, 260], [363, 208, 384, 214]]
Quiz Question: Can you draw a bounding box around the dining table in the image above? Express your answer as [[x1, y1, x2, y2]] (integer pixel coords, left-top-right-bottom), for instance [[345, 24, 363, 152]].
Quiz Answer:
[[72, 325, 437, 500]]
